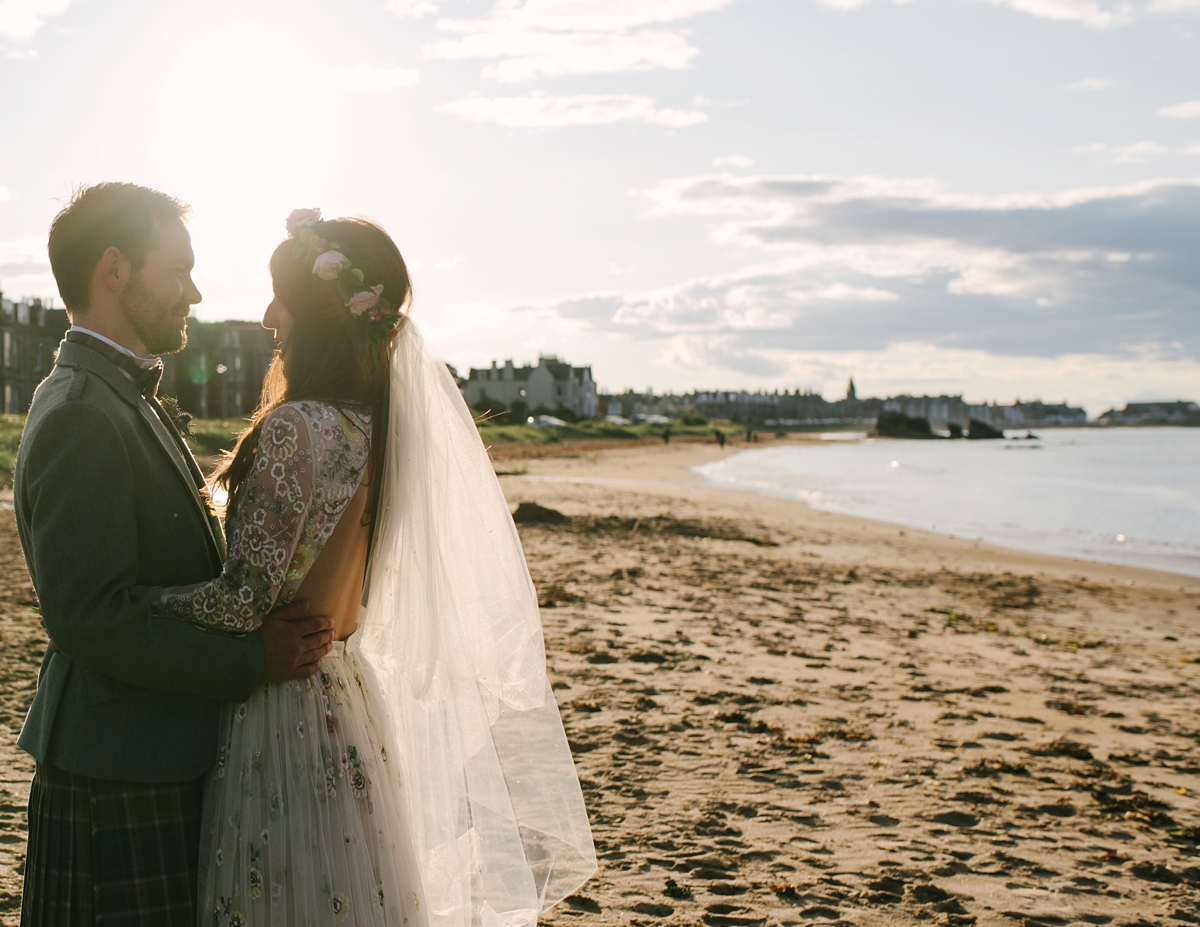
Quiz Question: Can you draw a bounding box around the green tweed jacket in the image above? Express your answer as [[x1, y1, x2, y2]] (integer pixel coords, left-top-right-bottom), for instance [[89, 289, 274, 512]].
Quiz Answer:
[[15, 338, 264, 783]]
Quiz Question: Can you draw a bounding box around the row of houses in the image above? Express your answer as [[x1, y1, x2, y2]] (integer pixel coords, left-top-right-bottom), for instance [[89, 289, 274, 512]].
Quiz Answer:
[[0, 292, 274, 419], [1098, 401, 1200, 427], [461, 356, 598, 420], [883, 396, 1088, 431], [594, 380, 1089, 430], [0, 295, 70, 414], [0, 298, 1188, 430], [158, 322, 276, 419]]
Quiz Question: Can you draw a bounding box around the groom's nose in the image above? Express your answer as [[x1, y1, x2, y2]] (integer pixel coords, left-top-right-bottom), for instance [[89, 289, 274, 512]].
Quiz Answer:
[[184, 273, 202, 307]]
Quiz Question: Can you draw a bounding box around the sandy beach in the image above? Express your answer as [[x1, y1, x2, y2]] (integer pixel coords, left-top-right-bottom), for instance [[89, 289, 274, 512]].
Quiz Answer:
[[1, 436, 1199, 925]]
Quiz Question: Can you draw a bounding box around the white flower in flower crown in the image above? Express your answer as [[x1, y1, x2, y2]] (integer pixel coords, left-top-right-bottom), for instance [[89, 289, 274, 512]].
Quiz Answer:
[[313, 251, 351, 281], [346, 285, 384, 317], [286, 208, 322, 237]]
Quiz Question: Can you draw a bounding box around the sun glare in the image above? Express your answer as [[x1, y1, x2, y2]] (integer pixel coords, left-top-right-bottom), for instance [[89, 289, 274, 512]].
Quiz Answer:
[[148, 21, 349, 320]]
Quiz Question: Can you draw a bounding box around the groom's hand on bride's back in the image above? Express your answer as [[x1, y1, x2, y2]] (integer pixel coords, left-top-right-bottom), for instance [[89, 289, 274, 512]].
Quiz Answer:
[[258, 601, 335, 683]]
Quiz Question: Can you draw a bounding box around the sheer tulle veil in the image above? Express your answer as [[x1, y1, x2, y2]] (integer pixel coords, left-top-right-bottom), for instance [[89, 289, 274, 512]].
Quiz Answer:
[[356, 319, 596, 927]]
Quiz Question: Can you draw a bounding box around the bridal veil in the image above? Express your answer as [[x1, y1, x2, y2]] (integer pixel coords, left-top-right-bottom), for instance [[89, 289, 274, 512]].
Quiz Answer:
[[356, 320, 596, 927]]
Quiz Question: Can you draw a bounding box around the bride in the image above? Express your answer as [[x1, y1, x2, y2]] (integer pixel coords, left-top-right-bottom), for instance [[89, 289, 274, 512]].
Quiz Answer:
[[139, 211, 595, 927]]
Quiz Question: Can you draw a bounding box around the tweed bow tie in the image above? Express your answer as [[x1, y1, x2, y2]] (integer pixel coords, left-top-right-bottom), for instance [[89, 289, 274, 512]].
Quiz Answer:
[[65, 330, 164, 400]]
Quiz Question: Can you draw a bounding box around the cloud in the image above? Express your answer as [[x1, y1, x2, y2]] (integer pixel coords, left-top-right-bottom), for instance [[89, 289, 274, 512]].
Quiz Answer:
[[980, 0, 1127, 28], [495, 172, 1200, 379], [324, 64, 420, 91], [714, 154, 755, 167], [387, 0, 441, 16], [1075, 141, 1172, 162], [443, 93, 707, 128], [1113, 141, 1168, 162], [0, 235, 56, 302], [820, 0, 1200, 29], [437, 255, 465, 269], [1159, 100, 1200, 119], [0, 0, 71, 42], [0, 235, 48, 275], [1067, 77, 1112, 90], [790, 283, 900, 302], [424, 0, 738, 81], [813, 0, 1129, 27]]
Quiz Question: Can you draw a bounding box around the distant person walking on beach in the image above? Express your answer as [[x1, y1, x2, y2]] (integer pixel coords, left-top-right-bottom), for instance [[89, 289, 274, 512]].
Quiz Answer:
[[663, 424, 672, 444], [715, 428, 726, 448], [15, 184, 327, 926]]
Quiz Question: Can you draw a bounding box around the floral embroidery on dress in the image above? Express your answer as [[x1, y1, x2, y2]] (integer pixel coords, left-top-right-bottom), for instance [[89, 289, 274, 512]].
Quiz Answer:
[[182, 400, 423, 926], [146, 402, 370, 633]]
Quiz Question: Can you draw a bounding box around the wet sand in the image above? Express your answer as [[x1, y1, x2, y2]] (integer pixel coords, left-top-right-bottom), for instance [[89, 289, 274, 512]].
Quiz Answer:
[[0, 439, 1198, 925]]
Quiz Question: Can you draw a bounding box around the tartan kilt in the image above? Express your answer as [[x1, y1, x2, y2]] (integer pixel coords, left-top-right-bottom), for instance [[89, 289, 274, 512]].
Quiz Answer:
[[22, 762, 205, 927]]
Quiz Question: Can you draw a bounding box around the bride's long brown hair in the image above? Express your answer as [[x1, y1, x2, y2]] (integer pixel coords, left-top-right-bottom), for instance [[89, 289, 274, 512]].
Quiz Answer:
[[214, 217, 412, 518]]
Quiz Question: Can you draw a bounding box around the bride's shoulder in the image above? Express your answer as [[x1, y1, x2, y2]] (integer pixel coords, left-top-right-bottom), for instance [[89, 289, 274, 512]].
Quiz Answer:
[[274, 401, 370, 449]]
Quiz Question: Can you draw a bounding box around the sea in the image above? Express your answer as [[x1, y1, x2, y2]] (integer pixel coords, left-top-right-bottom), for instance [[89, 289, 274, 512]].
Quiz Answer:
[[692, 427, 1200, 578]]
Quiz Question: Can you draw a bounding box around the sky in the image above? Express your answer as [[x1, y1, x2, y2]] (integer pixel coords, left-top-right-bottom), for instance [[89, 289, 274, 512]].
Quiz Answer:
[[0, 0, 1198, 412]]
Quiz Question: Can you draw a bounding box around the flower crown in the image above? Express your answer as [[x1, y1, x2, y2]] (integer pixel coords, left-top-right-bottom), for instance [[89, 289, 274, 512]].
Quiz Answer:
[[285, 208, 403, 343]]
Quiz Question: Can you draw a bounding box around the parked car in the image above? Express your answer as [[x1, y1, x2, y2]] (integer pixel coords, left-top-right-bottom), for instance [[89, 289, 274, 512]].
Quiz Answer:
[[528, 415, 568, 427], [632, 413, 670, 424]]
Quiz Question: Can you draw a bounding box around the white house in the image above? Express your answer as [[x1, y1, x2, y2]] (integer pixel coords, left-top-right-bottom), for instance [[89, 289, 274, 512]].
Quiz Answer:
[[462, 355, 597, 419]]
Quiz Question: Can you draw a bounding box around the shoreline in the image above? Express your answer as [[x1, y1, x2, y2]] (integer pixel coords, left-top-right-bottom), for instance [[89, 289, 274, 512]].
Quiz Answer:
[[500, 438, 1200, 590], [506, 441, 1200, 926]]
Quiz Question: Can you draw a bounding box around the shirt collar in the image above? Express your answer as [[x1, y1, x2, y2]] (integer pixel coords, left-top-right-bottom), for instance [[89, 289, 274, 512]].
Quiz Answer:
[[68, 325, 158, 376]]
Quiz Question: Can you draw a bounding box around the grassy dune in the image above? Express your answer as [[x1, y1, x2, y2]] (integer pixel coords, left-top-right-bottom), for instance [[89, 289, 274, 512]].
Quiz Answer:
[[0, 417, 22, 490], [478, 419, 741, 445], [0, 415, 741, 487]]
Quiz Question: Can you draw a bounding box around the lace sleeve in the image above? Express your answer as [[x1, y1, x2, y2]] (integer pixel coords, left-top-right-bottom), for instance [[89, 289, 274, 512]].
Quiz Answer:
[[142, 406, 315, 633]]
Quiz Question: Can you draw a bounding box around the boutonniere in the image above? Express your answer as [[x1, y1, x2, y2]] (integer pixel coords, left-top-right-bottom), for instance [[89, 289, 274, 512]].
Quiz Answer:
[[159, 395, 194, 439]]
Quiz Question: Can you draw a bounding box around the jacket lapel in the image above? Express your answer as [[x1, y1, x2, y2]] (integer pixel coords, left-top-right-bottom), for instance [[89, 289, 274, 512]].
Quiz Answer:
[[146, 398, 228, 561], [55, 342, 227, 567], [136, 402, 227, 564]]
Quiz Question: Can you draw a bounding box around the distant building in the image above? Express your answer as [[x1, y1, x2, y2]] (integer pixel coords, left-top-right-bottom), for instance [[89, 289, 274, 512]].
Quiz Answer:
[[463, 356, 597, 420], [161, 321, 277, 419], [595, 386, 1089, 431], [884, 395, 970, 430], [0, 292, 69, 413], [1098, 401, 1200, 427], [968, 400, 1088, 428], [599, 389, 688, 421]]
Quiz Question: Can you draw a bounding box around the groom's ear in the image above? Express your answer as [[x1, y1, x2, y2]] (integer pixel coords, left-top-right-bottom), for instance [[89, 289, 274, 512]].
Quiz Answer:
[[81, 246, 132, 314]]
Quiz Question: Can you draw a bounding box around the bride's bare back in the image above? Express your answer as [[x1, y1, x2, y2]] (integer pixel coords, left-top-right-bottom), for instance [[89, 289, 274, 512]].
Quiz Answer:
[[295, 479, 371, 642]]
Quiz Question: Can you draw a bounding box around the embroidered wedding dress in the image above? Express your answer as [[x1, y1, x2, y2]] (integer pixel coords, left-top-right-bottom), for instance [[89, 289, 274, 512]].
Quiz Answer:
[[143, 322, 595, 927], [148, 400, 420, 927]]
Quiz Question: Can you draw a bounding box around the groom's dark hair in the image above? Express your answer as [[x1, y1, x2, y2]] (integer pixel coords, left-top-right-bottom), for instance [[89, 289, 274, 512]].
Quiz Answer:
[[48, 182, 191, 312]]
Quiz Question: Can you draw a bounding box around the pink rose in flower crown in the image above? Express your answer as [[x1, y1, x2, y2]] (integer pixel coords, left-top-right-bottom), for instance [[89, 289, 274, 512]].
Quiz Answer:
[[347, 284, 384, 316], [313, 251, 351, 281], [368, 304, 388, 322], [307, 235, 327, 255], [286, 208, 322, 237]]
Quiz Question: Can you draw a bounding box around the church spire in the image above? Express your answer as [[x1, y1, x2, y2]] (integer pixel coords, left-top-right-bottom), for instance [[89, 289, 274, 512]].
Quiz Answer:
[[846, 377, 856, 401]]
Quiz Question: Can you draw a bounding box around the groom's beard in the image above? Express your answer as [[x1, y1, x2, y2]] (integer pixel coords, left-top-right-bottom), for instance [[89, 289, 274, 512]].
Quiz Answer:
[[120, 274, 190, 356]]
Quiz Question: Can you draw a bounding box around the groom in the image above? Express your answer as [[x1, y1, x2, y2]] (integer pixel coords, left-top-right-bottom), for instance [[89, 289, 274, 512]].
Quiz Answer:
[[15, 183, 335, 925]]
